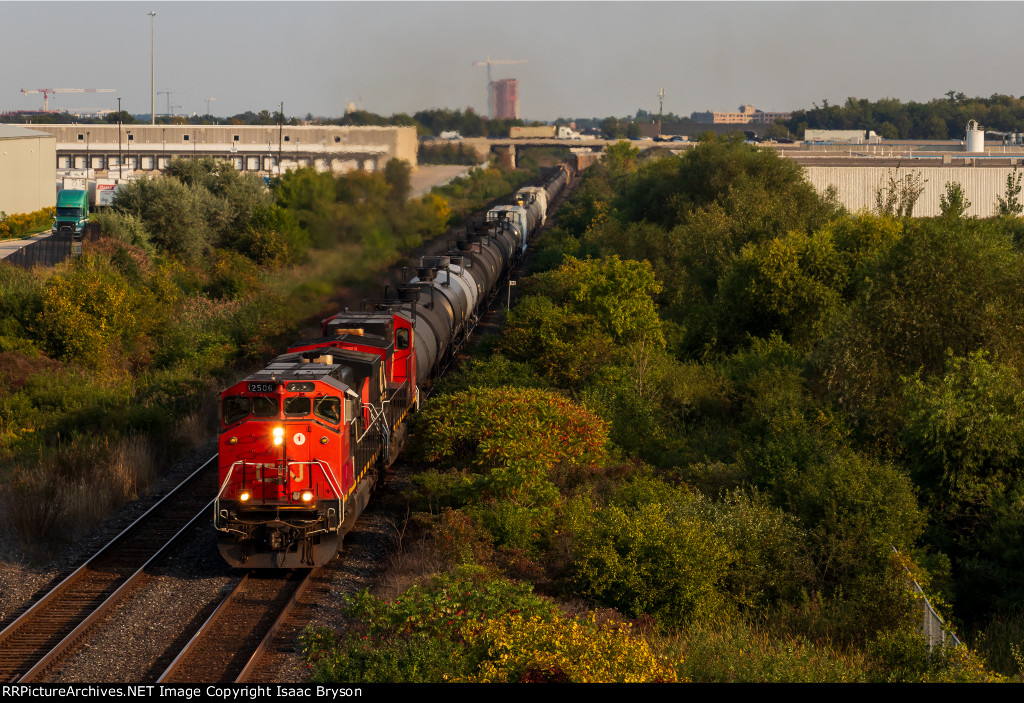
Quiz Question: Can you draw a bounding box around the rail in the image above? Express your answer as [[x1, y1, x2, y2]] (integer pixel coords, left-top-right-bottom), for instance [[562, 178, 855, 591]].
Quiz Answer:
[[0, 456, 217, 682], [156, 568, 315, 684]]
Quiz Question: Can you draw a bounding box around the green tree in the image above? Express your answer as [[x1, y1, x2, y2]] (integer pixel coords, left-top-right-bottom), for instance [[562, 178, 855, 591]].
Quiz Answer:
[[500, 296, 615, 387], [717, 228, 847, 351], [525, 255, 664, 348], [383, 158, 412, 203], [104, 111, 135, 124], [562, 481, 731, 628], [112, 176, 225, 261], [939, 181, 971, 219], [874, 167, 927, 218], [996, 167, 1023, 216]]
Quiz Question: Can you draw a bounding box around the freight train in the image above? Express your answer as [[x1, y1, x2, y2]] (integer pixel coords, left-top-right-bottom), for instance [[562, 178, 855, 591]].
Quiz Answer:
[[214, 164, 573, 568]]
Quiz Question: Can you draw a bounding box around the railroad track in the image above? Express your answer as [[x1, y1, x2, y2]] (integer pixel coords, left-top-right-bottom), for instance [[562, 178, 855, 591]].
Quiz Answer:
[[158, 568, 314, 683], [0, 167, 584, 684], [0, 457, 218, 683]]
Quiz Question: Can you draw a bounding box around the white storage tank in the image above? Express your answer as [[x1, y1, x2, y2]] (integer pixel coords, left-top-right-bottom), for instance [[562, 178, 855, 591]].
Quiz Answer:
[[966, 120, 985, 152]]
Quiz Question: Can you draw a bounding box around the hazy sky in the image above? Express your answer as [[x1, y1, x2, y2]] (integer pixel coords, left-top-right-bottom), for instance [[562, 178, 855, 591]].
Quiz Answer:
[[3, 1, 1023, 122]]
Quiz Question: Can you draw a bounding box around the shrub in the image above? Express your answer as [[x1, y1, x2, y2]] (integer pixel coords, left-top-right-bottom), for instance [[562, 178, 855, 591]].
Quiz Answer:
[[465, 613, 679, 683], [561, 489, 732, 628], [94, 211, 153, 253], [301, 574, 676, 684], [32, 255, 161, 371], [413, 386, 609, 504], [0, 207, 55, 238], [301, 574, 558, 683], [499, 296, 615, 387], [661, 618, 868, 683]]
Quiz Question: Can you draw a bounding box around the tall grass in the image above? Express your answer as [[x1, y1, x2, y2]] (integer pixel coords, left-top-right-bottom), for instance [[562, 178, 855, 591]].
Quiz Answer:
[[2, 435, 157, 555], [655, 619, 869, 683]]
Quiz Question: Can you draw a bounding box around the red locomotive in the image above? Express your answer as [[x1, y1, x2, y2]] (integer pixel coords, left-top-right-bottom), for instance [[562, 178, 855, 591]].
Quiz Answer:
[[214, 165, 572, 568]]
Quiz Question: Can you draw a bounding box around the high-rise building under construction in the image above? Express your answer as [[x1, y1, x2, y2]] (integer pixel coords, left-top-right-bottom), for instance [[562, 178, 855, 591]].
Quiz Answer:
[[492, 79, 519, 120]]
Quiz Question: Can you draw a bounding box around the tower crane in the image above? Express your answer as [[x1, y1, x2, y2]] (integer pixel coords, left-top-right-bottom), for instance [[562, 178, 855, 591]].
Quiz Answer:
[[20, 88, 116, 112], [157, 90, 181, 117], [472, 56, 526, 118]]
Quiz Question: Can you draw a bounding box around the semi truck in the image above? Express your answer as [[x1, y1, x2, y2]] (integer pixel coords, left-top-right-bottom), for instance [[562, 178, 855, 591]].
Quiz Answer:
[[510, 125, 556, 139], [53, 190, 89, 237]]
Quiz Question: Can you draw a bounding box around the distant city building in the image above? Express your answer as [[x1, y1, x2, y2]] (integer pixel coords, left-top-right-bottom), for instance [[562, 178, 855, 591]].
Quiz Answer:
[[492, 79, 519, 120], [691, 104, 791, 125]]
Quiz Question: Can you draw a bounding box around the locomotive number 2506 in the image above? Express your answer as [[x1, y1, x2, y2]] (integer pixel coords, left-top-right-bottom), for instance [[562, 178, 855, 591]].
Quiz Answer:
[[247, 382, 276, 393]]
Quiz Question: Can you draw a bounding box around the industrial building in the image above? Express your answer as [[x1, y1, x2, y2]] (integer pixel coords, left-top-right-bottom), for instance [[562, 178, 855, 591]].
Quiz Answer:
[[25, 124, 418, 178], [800, 159, 1024, 217], [785, 122, 1024, 217], [0, 125, 56, 215]]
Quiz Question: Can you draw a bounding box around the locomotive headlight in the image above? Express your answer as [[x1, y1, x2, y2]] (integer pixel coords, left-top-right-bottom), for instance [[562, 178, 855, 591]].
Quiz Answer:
[[320, 436, 329, 445], [239, 490, 251, 502], [301, 491, 314, 502], [228, 437, 238, 445], [273, 426, 284, 446]]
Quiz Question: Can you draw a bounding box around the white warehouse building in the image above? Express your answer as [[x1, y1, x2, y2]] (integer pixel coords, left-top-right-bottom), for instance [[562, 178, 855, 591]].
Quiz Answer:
[[0, 125, 56, 215]]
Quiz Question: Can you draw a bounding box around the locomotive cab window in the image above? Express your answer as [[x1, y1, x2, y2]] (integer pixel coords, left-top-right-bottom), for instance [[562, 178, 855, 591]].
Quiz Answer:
[[285, 396, 312, 416], [314, 396, 341, 424], [222, 396, 249, 425], [252, 395, 278, 417], [395, 328, 410, 350]]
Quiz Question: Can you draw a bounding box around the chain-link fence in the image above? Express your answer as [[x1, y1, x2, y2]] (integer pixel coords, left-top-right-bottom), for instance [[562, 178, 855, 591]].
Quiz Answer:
[[893, 546, 962, 651], [1, 223, 101, 269]]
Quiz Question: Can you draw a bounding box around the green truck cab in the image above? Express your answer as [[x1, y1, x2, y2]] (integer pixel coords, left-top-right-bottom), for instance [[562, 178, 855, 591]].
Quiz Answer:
[[54, 189, 89, 237]]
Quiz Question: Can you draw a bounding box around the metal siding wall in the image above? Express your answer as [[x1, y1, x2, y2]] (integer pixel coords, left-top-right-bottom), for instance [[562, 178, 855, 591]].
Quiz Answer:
[[0, 135, 56, 215], [804, 166, 1018, 217]]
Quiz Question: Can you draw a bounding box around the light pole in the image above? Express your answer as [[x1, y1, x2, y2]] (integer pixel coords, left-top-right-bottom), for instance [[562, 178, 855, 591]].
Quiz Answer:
[[148, 11, 156, 125], [85, 131, 90, 188], [127, 130, 132, 173], [118, 97, 123, 179], [278, 101, 284, 173]]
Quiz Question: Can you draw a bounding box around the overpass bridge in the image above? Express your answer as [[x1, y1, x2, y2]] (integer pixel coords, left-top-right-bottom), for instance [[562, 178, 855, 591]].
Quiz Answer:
[[457, 136, 690, 168]]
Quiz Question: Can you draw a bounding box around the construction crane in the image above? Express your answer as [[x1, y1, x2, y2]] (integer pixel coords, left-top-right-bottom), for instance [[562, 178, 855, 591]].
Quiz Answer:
[[472, 56, 526, 119], [20, 88, 116, 112], [157, 90, 184, 117]]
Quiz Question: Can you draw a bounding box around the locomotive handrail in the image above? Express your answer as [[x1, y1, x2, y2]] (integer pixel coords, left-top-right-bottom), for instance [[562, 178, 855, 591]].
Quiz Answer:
[[214, 463, 241, 532], [214, 459, 344, 532], [293, 459, 344, 530]]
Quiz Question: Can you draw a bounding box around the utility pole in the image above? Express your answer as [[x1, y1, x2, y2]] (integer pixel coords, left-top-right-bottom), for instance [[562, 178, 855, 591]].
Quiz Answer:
[[148, 11, 156, 125], [658, 88, 665, 135], [278, 101, 284, 175], [118, 97, 123, 179]]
